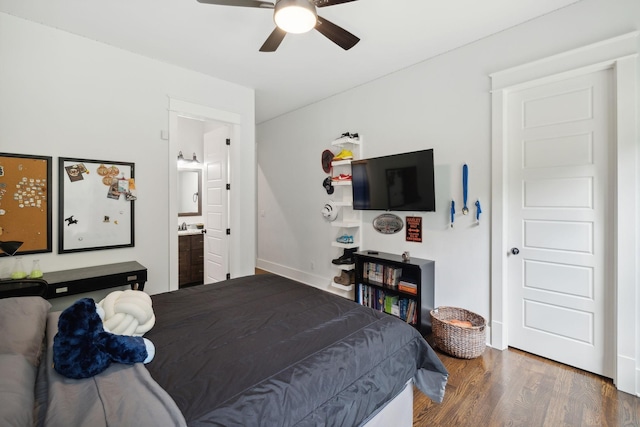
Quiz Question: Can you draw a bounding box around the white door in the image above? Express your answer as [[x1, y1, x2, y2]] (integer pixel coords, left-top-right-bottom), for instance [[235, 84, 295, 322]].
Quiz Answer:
[[203, 128, 229, 283], [506, 68, 613, 377]]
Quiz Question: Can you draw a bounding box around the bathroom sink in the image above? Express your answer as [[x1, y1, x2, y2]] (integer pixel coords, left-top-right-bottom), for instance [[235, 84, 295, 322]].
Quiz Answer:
[[178, 229, 202, 236]]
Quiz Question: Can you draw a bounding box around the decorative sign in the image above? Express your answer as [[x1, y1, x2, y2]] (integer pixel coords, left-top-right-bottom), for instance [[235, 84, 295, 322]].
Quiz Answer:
[[372, 213, 403, 234], [405, 216, 422, 242]]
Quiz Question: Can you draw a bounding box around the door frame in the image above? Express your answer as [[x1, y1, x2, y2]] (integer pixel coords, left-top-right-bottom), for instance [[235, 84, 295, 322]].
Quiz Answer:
[[489, 32, 638, 395], [168, 98, 241, 292]]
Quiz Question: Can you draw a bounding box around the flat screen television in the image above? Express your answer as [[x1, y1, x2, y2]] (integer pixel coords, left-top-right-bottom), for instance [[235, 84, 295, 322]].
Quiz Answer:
[[351, 149, 436, 211]]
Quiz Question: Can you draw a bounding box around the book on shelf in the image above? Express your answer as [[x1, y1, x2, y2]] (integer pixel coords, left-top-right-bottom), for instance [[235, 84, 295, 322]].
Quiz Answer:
[[362, 261, 402, 289], [405, 300, 415, 324], [398, 298, 417, 325], [383, 294, 399, 315], [398, 280, 417, 295], [358, 284, 417, 325]]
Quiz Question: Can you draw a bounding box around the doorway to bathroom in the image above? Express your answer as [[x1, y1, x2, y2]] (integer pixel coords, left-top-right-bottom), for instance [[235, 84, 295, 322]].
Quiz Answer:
[[169, 99, 241, 291]]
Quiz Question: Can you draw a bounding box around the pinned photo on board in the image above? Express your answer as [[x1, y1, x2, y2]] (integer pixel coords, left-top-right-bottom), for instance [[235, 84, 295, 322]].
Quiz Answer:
[[125, 178, 137, 201], [107, 179, 121, 200], [65, 165, 84, 182]]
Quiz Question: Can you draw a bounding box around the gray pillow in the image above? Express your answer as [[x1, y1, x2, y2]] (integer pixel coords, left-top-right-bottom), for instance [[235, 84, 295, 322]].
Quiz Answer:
[[0, 296, 51, 427], [0, 354, 37, 426], [0, 296, 51, 365]]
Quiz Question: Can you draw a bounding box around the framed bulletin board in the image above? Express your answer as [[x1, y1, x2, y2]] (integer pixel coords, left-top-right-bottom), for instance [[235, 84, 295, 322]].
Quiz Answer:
[[0, 153, 52, 256], [59, 158, 136, 254]]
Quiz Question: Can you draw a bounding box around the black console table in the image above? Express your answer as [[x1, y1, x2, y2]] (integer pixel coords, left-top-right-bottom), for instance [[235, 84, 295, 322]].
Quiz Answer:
[[42, 261, 147, 299]]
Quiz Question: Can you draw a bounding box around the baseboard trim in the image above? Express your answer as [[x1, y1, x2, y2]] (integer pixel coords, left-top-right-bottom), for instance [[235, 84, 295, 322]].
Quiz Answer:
[[490, 320, 507, 350], [255, 259, 352, 299], [615, 354, 636, 395]]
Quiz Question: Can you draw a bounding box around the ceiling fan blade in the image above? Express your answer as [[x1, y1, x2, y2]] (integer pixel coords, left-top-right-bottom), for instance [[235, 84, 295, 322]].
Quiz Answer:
[[260, 27, 287, 52], [196, 0, 274, 8], [315, 16, 359, 50], [313, 0, 358, 7]]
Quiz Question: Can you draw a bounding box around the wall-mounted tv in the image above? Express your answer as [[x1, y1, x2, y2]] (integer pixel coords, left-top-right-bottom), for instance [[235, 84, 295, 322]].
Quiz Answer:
[[351, 149, 435, 212]]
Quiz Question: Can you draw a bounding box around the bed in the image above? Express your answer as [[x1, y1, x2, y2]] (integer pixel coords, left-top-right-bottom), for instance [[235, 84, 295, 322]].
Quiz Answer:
[[0, 273, 448, 426]]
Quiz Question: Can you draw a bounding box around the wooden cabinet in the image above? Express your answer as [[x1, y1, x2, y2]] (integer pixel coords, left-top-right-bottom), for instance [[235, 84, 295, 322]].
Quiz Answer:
[[354, 250, 434, 334], [179, 233, 204, 288]]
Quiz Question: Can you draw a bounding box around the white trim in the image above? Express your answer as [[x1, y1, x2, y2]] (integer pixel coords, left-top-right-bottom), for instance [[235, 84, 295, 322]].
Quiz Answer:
[[490, 31, 639, 90], [168, 98, 242, 124], [490, 88, 508, 351], [256, 258, 354, 300], [490, 33, 638, 395], [491, 55, 638, 94], [613, 55, 638, 394]]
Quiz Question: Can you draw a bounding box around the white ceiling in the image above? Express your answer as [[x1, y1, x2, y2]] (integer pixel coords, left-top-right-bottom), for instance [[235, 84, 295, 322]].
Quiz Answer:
[[0, 0, 580, 123]]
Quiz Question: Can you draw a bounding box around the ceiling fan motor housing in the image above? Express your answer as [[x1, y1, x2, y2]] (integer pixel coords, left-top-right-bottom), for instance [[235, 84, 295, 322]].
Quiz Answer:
[[274, 0, 318, 34]]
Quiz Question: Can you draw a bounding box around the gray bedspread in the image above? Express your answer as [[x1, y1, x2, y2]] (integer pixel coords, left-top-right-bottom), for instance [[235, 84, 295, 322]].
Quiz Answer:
[[36, 311, 187, 427], [146, 274, 448, 426]]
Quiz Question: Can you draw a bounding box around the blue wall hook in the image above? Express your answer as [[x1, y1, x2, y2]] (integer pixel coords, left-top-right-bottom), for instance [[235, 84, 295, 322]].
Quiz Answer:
[[450, 200, 455, 228], [475, 200, 482, 224], [462, 164, 469, 214]]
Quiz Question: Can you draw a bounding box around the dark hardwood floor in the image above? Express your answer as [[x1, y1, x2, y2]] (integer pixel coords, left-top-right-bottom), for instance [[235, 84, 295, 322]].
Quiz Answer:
[[251, 270, 638, 425], [414, 344, 639, 427]]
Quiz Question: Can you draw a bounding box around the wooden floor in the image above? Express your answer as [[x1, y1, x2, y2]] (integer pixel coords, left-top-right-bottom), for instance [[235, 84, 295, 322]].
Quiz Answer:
[[414, 343, 639, 427], [252, 270, 638, 425]]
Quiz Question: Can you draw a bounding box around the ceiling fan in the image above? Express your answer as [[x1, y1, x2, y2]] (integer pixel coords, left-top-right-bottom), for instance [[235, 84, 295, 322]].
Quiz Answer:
[[196, 0, 360, 52]]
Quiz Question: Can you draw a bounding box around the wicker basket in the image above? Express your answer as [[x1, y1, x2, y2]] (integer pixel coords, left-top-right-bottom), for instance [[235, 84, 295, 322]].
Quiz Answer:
[[430, 306, 486, 359]]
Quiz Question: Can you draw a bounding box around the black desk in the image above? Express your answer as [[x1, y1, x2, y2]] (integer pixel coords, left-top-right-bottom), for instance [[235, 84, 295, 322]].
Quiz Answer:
[[43, 261, 147, 299], [0, 278, 48, 299]]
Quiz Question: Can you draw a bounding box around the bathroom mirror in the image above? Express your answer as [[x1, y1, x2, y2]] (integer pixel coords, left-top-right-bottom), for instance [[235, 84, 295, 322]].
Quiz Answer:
[[178, 168, 202, 217]]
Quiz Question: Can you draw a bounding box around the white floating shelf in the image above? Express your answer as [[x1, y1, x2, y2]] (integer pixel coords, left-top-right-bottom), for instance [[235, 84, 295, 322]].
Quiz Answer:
[[331, 221, 360, 228], [331, 281, 354, 292], [332, 242, 359, 249], [332, 181, 352, 186], [331, 159, 352, 167], [332, 136, 362, 146], [332, 262, 355, 268]]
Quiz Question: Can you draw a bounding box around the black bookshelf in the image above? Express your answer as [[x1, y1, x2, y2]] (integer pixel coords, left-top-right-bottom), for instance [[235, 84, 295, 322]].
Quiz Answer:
[[354, 251, 434, 334]]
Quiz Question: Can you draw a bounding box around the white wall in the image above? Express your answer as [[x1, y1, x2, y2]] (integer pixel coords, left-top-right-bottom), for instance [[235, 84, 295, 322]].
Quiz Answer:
[[256, 0, 639, 353], [0, 12, 256, 305]]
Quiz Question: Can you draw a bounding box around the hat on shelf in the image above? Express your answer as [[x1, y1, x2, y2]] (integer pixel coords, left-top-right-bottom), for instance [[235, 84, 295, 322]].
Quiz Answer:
[[321, 201, 338, 221], [322, 176, 334, 195], [321, 149, 334, 173]]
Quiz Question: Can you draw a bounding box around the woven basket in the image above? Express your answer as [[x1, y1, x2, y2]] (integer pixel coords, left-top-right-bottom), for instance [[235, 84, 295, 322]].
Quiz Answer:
[[430, 306, 486, 359]]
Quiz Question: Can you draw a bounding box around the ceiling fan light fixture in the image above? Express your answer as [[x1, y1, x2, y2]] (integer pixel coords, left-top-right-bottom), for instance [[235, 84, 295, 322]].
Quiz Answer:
[[274, 0, 317, 34]]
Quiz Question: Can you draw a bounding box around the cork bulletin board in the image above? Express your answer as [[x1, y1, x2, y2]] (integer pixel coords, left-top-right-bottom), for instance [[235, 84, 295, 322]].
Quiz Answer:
[[59, 157, 136, 254], [0, 153, 52, 256]]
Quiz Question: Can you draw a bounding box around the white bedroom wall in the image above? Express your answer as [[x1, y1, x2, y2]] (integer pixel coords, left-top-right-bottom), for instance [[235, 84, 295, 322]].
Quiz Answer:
[[256, 0, 639, 328], [0, 12, 256, 304]]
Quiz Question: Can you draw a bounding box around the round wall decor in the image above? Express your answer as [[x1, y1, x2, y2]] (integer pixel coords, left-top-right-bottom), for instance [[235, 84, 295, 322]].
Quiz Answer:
[[373, 213, 403, 234]]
